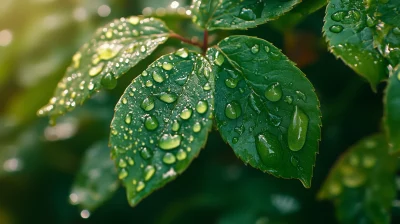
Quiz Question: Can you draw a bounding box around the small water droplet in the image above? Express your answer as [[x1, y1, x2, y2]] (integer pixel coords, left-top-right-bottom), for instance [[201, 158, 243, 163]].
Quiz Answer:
[[225, 78, 238, 88], [196, 101, 208, 114], [239, 8, 256, 20], [225, 101, 242, 119], [159, 134, 182, 150], [129, 16, 140, 25], [176, 149, 187, 160], [162, 62, 173, 71], [101, 73, 117, 89], [193, 122, 201, 133], [125, 113, 132, 124], [118, 158, 127, 168], [122, 98, 128, 104], [214, 52, 225, 66], [141, 97, 155, 111], [175, 48, 189, 58], [256, 132, 282, 167], [97, 44, 121, 60], [234, 125, 245, 135], [159, 93, 177, 103], [152, 71, 164, 83], [89, 63, 104, 77], [163, 152, 176, 164], [140, 147, 153, 159], [119, 168, 128, 179], [288, 106, 309, 151], [144, 165, 155, 181], [145, 80, 153, 87], [295, 91, 307, 102], [329, 25, 343, 33], [393, 27, 400, 35], [366, 15, 375, 27], [264, 46, 270, 53], [144, 115, 159, 131], [232, 137, 238, 144], [72, 53, 81, 68], [265, 83, 282, 102], [136, 181, 145, 192], [284, 96, 293, 104], [251, 44, 260, 54], [180, 108, 193, 120], [172, 120, 180, 132], [203, 83, 211, 91]]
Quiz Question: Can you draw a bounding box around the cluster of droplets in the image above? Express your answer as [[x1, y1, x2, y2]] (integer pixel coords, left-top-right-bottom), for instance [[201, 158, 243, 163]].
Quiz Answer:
[[111, 50, 213, 197], [329, 9, 362, 33]]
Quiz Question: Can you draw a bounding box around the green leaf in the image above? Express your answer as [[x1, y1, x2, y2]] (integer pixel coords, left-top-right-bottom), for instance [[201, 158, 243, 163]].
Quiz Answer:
[[318, 134, 396, 224], [109, 49, 214, 207], [70, 141, 119, 211], [324, 0, 388, 90], [37, 16, 171, 121], [191, 0, 301, 31], [207, 35, 321, 187], [384, 66, 400, 154], [270, 0, 328, 31]]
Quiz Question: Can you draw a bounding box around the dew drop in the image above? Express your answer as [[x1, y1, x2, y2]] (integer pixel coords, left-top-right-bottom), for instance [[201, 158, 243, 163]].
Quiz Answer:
[[196, 101, 208, 114], [180, 108, 193, 120], [172, 120, 180, 132], [159, 93, 177, 103], [239, 8, 256, 20], [175, 48, 189, 58], [366, 15, 375, 27], [122, 98, 128, 104], [203, 83, 211, 91], [265, 83, 282, 102], [118, 168, 128, 179], [225, 78, 238, 88], [248, 93, 262, 114], [101, 73, 117, 89], [362, 154, 376, 168], [144, 115, 159, 131], [145, 80, 153, 87], [162, 62, 173, 71], [72, 53, 82, 68], [141, 97, 155, 111], [256, 132, 282, 167], [89, 63, 104, 77], [88, 82, 95, 91], [97, 44, 121, 60], [290, 156, 299, 166], [163, 152, 176, 164], [295, 91, 307, 102], [288, 106, 309, 151], [341, 165, 366, 188], [284, 96, 293, 104], [125, 113, 132, 124], [331, 11, 344, 22], [136, 181, 145, 192], [225, 101, 242, 120], [176, 149, 187, 160], [393, 27, 400, 35], [214, 52, 225, 66], [159, 134, 181, 150], [251, 44, 259, 54], [264, 46, 270, 53], [118, 159, 127, 168], [329, 25, 343, 33], [152, 71, 164, 83], [128, 16, 140, 25], [144, 165, 156, 181], [193, 122, 201, 133], [140, 147, 153, 160], [232, 137, 238, 144]]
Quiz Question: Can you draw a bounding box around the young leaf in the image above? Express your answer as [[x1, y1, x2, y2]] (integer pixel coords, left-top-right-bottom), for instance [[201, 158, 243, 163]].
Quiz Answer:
[[207, 35, 321, 187], [191, 0, 301, 31], [324, 0, 388, 90], [384, 66, 400, 154], [109, 49, 214, 207], [37, 16, 170, 121], [318, 134, 396, 224], [70, 141, 119, 211]]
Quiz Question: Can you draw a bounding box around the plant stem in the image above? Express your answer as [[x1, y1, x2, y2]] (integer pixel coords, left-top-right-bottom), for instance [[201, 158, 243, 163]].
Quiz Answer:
[[170, 33, 203, 50]]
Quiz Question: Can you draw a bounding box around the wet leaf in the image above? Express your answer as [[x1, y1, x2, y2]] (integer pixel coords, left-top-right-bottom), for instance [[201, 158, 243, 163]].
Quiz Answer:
[[191, 0, 301, 31], [207, 36, 321, 187], [70, 141, 119, 211], [384, 66, 400, 154], [109, 50, 214, 207], [318, 134, 396, 224], [324, 0, 388, 90], [37, 16, 171, 121]]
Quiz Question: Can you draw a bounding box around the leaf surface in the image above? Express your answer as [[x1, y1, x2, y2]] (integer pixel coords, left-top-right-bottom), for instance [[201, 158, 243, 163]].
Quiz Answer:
[[207, 35, 321, 187], [384, 66, 400, 154], [109, 50, 214, 206]]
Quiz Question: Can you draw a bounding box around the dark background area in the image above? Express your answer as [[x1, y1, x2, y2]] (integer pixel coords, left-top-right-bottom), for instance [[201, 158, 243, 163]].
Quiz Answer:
[[0, 0, 398, 223]]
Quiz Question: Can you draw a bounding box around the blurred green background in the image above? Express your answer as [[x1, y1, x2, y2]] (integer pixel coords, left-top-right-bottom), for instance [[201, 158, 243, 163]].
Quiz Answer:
[[0, 0, 399, 223]]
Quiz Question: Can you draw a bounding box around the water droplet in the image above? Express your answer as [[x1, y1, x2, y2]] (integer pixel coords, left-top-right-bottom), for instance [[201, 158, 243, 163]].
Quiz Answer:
[[118, 159, 127, 168], [203, 83, 211, 91], [159, 134, 181, 150], [193, 122, 201, 132], [288, 106, 309, 151], [295, 91, 306, 102], [89, 63, 104, 76], [232, 137, 238, 144], [366, 15, 375, 27], [331, 11, 344, 22], [162, 62, 173, 71], [97, 44, 121, 60], [341, 165, 366, 188], [125, 113, 132, 124], [329, 25, 343, 33], [264, 46, 270, 53], [145, 80, 153, 87], [180, 108, 193, 120], [144, 165, 155, 181], [248, 93, 262, 114], [290, 156, 299, 166], [144, 115, 159, 131], [72, 53, 81, 68], [136, 181, 145, 192], [362, 154, 376, 168], [225, 101, 242, 119], [225, 78, 238, 88], [393, 27, 400, 35], [127, 157, 134, 165], [175, 48, 189, 58], [239, 8, 256, 20], [122, 98, 128, 104], [140, 147, 153, 159], [284, 96, 293, 104], [129, 16, 140, 25], [265, 83, 282, 102], [256, 132, 282, 167], [251, 44, 260, 54], [141, 97, 155, 111], [196, 101, 208, 114], [159, 93, 177, 103], [152, 71, 164, 83], [119, 168, 128, 179], [101, 73, 117, 89], [163, 153, 176, 164], [176, 149, 187, 160], [172, 120, 180, 132], [214, 52, 224, 66]]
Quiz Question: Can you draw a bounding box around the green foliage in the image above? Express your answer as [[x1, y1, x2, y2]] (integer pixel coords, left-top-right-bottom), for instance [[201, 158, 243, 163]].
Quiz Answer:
[[109, 50, 214, 206], [207, 36, 321, 187], [191, 0, 301, 30], [384, 66, 400, 153], [318, 134, 397, 224]]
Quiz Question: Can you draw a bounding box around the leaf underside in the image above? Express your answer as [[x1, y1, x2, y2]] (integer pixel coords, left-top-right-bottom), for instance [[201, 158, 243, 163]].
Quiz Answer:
[[318, 134, 396, 224], [191, 0, 301, 31], [384, 66, 400, 154], [70, 141, 119, 211], [37, 16, 170, 121], [207, 35, 321, 187], [109, 50, 214, 207], [324, 0, 388, 89]]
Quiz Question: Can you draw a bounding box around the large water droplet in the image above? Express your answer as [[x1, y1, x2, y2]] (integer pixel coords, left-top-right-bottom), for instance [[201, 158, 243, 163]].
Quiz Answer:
[[159, 93, 177, 103], [196, 101, 208, 114], [214, 52, 225, 66], [180, 108, 193, 120], [152, 71, 164, 83], [162, 62, 173, 71], [163, 153, 176, 164], [331, 11, 344, 22], [141, 97, 155, 111], [256, 132, 282, 167], [89, 63, 104, 77], [159, 134, 181, 150], [239, 8, 256, 20], [265, 83, 282, 102], [144, 115, 159, 131], [101, 73, 117, 89], [225, 101, 242, 119], [129, 16, 140, 25], [329, 25, 343, 33], [144, 165, 155, 181], [288, 106, 309, 151], [175, 48, 189, 58]]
